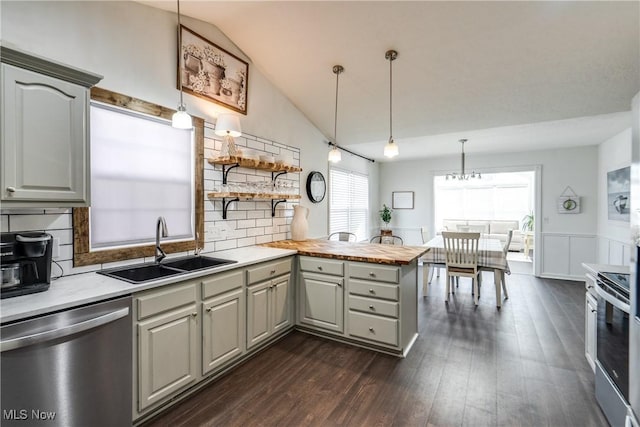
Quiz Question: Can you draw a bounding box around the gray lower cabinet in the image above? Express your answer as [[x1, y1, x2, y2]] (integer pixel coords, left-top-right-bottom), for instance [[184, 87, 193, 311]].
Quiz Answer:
[[135, 281, 199, 413], [246, 258, 293, 350], [585, 272, 598, 372], [201, 270, 245, 375], [298, 256, 345, 333], [0, 47, 101, 206]]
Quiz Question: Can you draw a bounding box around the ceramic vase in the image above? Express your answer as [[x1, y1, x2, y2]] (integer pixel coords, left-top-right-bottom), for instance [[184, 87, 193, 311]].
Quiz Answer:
[[291, 205, 309, 241]]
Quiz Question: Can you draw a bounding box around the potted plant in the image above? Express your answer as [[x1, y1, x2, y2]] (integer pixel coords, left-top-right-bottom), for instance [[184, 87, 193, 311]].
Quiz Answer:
[[379, 204, 393, 235], [521, 211, 534, 232]]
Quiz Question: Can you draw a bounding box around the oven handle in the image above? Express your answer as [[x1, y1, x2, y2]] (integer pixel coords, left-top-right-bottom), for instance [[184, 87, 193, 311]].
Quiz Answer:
[[595, 283, 631, 313], [0, 307, 129, 352]]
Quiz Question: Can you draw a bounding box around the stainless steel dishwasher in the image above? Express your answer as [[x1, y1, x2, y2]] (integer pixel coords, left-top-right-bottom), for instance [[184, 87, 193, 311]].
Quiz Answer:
[[1, 296, 132, 426]]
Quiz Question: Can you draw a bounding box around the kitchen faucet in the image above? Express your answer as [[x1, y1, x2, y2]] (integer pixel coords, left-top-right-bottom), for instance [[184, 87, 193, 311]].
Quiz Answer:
[[155, 216, 168, 263]]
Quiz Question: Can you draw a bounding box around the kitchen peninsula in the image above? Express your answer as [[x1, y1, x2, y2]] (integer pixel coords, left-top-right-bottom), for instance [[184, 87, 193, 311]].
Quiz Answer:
[[263, 239, 428, 357]]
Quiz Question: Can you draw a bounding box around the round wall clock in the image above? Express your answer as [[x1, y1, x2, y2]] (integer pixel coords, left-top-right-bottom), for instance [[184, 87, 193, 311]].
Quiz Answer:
[[306, 171, 326, 203]]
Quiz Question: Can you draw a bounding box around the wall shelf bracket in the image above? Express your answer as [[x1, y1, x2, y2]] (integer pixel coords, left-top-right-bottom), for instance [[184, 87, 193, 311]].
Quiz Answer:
[[271, 199, 286, 217], [222, 164, 240, 184], [222, 197, 239, 219], [271, 171, 287, 181]]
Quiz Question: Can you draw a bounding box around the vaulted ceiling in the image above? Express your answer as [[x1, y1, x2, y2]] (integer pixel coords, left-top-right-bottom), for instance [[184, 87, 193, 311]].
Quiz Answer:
[[141, 1, 640, 160]]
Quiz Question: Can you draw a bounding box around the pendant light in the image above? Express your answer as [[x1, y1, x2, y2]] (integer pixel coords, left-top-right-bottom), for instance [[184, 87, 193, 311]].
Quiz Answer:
[[172, 0, 193, 129], [446, 139, 482, 180], [383, 49, 399, 158], [328, 65, 344, 163]]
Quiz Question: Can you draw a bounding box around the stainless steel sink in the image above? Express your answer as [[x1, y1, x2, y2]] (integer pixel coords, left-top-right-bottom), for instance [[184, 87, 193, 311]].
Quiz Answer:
[[98, 256, 237, 284]]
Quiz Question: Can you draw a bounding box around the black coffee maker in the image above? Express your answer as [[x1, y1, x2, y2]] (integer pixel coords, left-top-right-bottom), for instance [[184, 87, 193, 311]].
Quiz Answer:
[[0, 232, 53, 299]]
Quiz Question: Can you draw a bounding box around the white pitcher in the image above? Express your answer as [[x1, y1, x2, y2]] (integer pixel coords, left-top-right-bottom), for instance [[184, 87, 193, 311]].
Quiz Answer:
[[291, 205, 309, 241]]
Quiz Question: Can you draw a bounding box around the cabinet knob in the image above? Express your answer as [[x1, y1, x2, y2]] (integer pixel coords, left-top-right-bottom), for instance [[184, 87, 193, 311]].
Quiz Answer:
[[369, 305, 375, 310], [206, 307, 213, 312], [270, 269, 276, 275], [368, 327, 374, 332], [191, 312, 198, 317], [6, 187, 16, 193], [369, 289, 375, 294], [591, 309, 597, 313], [587, 285, 593, 289], [369, 272, 375, 277], [317, 266, 323, 271]]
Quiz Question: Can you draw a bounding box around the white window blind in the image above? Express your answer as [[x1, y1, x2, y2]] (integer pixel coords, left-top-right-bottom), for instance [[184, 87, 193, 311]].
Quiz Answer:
[[329, 168, 369, 241], [89, 103, 194, 250]]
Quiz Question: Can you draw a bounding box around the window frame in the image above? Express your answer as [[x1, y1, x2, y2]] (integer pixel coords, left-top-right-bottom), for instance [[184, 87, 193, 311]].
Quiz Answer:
[[73, 87, 204, 267]]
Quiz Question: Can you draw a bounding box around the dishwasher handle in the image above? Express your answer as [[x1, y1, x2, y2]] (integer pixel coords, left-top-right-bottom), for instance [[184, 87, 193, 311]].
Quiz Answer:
[[1, 307, 130, 352]]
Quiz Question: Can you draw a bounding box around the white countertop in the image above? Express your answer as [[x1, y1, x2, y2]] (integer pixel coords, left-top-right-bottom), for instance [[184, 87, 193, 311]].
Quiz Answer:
[[0, 246, 296, 324], [582, 262, 630, 276]]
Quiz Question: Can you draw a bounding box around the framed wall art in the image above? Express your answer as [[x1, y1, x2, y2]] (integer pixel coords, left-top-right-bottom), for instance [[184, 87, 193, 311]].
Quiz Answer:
[[178, 25, 249, 114], [607, 166, 630, 222], [392, 191, 414, 209], [557, 186, 581, 214]]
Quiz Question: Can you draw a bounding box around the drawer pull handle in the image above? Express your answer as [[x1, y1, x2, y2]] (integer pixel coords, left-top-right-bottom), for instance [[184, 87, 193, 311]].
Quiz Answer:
[[369, 272, 375, 277], [369, 305, 375, 310], [317, 266, 323, 270], [587, 285, 593, 289], [591, 308, 597, 313], [369, 327, 374, 332], [6, 187, 16, 193], [206, 307, 212, 312], [369, 289, 375, 294], [191, 312, 197, 317], [270, 269, 276, 275]]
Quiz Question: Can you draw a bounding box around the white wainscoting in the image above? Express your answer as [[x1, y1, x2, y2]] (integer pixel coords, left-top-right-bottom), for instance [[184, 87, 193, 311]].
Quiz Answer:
[[597, 236, 632, 266], [540, 232, 597, 281]]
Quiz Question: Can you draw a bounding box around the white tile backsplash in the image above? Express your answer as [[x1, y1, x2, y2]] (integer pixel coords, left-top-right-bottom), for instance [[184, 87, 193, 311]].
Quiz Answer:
[[2, 125, 300, 278]]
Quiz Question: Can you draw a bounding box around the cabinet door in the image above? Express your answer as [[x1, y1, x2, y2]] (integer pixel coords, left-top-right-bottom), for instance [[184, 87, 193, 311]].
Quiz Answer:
[[137, 304, 198, 411], [299, 272, 344, 333], [202, 288, 244, 375], [1, 64, 88, 204], [272, 274, 292, 334], [585, 292, 597, 372], [246, 281, 271, 350]]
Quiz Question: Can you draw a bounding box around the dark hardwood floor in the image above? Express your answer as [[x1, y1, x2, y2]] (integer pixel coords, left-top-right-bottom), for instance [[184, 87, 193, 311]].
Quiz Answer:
[[143, 268, 608, 427]]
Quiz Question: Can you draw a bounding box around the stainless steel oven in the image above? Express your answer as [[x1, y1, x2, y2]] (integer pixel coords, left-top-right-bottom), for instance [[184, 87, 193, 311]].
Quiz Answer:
[[596, 271, 631, 427]]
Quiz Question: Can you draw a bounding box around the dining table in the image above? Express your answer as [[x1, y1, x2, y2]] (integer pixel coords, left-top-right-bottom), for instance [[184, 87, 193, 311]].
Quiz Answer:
[[421, 235, 510, 307]]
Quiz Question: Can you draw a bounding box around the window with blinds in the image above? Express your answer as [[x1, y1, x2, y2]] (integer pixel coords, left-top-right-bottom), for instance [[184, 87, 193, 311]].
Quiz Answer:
[[329, 168, 369, 241], [89, 103, 194, 250]]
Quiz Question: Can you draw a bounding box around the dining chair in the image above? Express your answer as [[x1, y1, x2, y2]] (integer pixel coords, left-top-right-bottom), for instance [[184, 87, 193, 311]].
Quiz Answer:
[[328, 232, 357, 242], [442, 231, 481, 305], [370, 235, 404, 245], [421, 226, 442, 283]]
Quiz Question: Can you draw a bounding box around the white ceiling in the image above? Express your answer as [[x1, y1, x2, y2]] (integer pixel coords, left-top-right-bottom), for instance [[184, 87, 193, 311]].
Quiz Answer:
[[141, 1, 640, 161]]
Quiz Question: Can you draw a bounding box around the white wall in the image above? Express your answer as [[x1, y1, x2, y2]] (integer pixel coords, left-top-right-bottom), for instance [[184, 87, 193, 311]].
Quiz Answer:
[[597, 129, 632, 265], [0, 0, 341, 238], [379, 146, 598, 240], [0, 1, 384, 275]]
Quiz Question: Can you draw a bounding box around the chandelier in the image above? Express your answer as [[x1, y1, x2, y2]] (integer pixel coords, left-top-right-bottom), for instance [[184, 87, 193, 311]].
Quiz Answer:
[[446, 139, 481, 180]]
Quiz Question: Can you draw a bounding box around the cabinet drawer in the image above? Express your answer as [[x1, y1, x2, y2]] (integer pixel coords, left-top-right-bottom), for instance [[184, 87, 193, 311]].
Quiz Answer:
[[348, 311, 398, 347], [246, 258, 292, 285], [299, 256, 344, 276], [349, 279, 399, 301], [202, 270, 243, 299], [348, 295, 398, 318], [136, 282, 197, 320], [349, 262, 399, 283]]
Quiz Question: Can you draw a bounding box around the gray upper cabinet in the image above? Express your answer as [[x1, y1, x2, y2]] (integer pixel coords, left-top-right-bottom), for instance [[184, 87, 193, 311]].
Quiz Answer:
[[1, 46, 102, 207]]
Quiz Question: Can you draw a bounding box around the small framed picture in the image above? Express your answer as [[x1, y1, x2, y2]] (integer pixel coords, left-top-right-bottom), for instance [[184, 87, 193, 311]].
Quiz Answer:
[[392, 191, 414, 209], [178, 25, 249, 114]]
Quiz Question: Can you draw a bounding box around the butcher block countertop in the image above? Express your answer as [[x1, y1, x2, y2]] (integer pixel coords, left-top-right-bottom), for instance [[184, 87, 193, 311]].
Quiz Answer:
[[261, 239, 428, 265]]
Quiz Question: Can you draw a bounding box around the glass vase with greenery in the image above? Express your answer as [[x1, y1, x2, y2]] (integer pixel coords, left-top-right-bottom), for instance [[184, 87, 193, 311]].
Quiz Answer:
[[379, 204, 392, 230]]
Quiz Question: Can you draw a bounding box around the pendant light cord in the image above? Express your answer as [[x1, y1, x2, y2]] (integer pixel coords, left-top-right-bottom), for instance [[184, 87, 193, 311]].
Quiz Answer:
[[334, 67, 339, 144], [177, 0, 184, 107], [389, 54, 393, 143]]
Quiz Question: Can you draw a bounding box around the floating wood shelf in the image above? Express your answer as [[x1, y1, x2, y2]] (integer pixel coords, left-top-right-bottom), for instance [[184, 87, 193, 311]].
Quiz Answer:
[[208, 156, 302, 173]]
